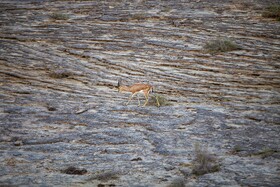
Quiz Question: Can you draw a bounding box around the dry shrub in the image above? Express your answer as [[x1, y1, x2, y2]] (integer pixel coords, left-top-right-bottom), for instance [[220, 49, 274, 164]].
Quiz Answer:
[[262, 5, 280, 21], [204, 38, 241, 54], [61, 166, 87, 175], [49, 69, 73, 79], [191, 143, 220, 176], [50, 13, 70, 20]]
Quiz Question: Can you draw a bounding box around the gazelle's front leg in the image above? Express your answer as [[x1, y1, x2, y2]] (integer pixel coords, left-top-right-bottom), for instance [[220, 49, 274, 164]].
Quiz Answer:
[[142, 92, 149, 107], [126, 92, 137, 105], [143, 98, 149, 107]]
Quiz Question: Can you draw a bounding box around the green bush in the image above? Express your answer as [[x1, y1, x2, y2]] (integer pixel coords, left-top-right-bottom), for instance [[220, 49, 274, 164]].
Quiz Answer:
[[50, 13, 70, 20], [150, 94, 170, 107], [262, 5, 280, 21], [204, 38, 241, 54]]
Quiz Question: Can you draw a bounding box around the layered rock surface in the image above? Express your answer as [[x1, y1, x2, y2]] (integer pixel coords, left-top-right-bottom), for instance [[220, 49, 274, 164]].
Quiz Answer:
[[0, 0, 280, 186]]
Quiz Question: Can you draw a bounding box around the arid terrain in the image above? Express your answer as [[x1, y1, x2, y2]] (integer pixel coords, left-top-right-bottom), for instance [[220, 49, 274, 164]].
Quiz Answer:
[[0, 0, 280, 186]]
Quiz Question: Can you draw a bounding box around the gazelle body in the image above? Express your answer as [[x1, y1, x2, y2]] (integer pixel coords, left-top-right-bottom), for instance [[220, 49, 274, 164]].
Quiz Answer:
[[118, 80, 153, 107]]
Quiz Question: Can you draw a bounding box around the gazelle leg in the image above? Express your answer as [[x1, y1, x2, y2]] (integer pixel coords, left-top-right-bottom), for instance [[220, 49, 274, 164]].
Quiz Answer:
[[142, 92, 149, 107], [143, 98, 149, 106], [137, 94, 141, 106], [126, 93, 137, 105]]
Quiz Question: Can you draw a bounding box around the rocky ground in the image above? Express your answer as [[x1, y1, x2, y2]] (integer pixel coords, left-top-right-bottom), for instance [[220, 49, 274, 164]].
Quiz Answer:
[[0, 0, 280, 186]]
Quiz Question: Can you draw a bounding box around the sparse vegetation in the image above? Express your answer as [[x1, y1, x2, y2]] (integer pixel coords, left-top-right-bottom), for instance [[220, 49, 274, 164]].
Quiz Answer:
[[204, 38, 241, 54], [161, 7, 172, 13], [262, 5, 280, 21], [231, 146, 278, 158], [231, 145, 245, 154], [88, 171, 119, 182], [191, 143, 220, 176], [1, 0, 280, 186], [131, 13, 146, 20], [252, 148, 278, 159], [61, 166, 87, 175], [150, 94, 169, 107], [6, 158, 17, 166], [167, 177, 186, 187], [50, 13, 70, 20], [49, 70, 73, 79]]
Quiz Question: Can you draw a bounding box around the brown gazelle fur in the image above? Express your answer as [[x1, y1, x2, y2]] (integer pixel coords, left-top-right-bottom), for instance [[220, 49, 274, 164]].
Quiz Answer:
[[118, 80, 153, 107]]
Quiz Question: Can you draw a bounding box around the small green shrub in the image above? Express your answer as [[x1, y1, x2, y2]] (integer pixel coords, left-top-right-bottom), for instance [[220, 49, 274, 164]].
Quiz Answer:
[[191, 143, 220, 176], [150, 94, 169, 107], [50, 13, 70, 20], [262, 5, 280, 21], [204, 38, 241, 54]]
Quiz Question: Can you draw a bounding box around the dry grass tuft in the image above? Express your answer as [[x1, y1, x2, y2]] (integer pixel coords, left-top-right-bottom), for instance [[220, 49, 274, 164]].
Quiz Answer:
[[50, 13, 70, 20], [191, 143, 220, 176], [131, 13, 146, 20], [204, 38, 241, 54], [61, 166, 87, 175], [49, 70, 73, 79]]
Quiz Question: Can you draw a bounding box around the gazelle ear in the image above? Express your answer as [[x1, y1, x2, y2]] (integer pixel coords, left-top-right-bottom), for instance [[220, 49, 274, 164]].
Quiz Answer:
[[117, 79, 121, 92], [118, 78, 122, 87]]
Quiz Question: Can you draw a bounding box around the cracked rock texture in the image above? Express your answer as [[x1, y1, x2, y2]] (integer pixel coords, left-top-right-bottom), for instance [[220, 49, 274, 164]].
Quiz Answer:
[[0, 0, 280, 186]]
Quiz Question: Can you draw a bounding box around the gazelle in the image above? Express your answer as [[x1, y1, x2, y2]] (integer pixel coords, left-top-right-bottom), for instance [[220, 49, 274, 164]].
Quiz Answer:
[[118, 80, 153, 107]]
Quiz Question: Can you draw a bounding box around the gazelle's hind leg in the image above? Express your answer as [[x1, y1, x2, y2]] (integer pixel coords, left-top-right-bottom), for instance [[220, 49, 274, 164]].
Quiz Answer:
[[137, 94, 141, 106]]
